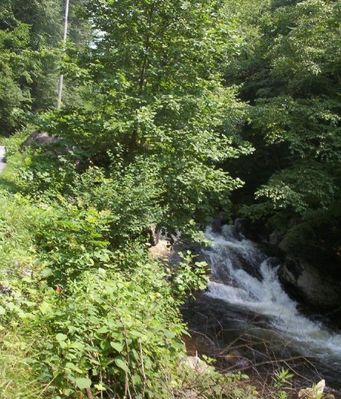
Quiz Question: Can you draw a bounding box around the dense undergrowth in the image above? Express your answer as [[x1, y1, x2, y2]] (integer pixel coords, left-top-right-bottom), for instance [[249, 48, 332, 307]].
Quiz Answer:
[[0, 133, 265, 399], [0, 133, 318, 399]]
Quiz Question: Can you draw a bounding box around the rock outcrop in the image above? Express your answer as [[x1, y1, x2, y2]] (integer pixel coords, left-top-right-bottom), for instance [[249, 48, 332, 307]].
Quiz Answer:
[[279, 259, 341, 309], [20, 132, 61, 151]]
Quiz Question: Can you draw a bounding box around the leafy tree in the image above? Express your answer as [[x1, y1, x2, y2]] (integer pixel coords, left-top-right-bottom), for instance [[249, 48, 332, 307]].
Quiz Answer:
[[0, 0, 91, 135], [0, 6, 33, 133], [232, 0, 341, 269], [42, 0, 252, 232]]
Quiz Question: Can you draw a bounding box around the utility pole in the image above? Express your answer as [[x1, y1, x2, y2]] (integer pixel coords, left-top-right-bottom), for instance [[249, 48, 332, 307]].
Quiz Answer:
[[57, 0, 70, 109]]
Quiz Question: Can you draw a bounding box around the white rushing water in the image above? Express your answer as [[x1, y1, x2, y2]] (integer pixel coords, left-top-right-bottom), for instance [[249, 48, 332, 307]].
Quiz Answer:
[[204, 225, 341, 367]]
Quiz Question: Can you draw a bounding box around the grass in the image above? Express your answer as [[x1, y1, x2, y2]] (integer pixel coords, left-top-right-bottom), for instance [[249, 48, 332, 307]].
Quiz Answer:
[[0, 129, 29, 193], [0, 331, 44, 399], [0, 155, 22, 192], [0, 133, 44, 398]]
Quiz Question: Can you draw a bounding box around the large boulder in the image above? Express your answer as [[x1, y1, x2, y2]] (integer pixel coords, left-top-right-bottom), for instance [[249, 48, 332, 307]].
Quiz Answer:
[[148, 239, 171, 262], [20, 132, 61, 151], [279, 259, 341, 309], [179, 356, 212, 375]]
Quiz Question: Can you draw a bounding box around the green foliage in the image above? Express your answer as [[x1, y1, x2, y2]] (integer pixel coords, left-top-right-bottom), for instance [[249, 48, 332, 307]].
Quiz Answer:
[[35, 203, 113, 287], [1, 0, 340, 397], [0, 191, 40, 281], [0, 17, 33, 133], [67, 159, 166, 242], [0, 330, 43, 399], [25, 266, 185, 398], [0, 2, 54, 134], [176, 364, 257, 399], [251, 97, 340, 161], [169, 251, 208, 301], [1, 128, 29, 157], [255, 163, 337, 214], [0, 0, 91, 135], [273, 368, 294, 389], [231, 0, 341, 268], [0, 185, 181, 398], [18, 153, 164, 244], [39, 0, 252, 230], [0, 135, 211, 398], [0, 132, 264, 399]]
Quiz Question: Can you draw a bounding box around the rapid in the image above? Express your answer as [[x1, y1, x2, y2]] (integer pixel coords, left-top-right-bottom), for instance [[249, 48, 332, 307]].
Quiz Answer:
[[199, 224, 341, 387]]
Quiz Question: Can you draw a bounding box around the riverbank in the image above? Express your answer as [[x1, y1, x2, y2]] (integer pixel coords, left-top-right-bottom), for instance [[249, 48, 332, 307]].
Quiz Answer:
[[0, 133, 338, 398], [183, 297, 341, 398], [0, 134, 278, 399], [179, 223, 341, 396]]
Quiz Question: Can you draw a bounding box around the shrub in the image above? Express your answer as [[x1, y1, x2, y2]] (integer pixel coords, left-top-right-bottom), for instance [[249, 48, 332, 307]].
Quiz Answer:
[[26, 265, 185, 399], [34, 202, 113, 288]]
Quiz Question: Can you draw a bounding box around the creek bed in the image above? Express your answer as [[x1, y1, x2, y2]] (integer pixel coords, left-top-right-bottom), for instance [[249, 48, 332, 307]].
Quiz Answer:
[[182, 225, 341, 393]]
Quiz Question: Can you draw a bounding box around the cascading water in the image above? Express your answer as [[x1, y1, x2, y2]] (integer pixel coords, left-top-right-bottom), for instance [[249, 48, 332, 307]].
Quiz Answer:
[[202, 224, 341, 385]]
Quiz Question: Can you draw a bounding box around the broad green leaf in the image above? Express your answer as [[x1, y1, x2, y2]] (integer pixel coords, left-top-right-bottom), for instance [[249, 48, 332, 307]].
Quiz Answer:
[[115, 358, 129, 373], [75, 377, 92, 390], [110, 341, 124, 353], [56, 333, 67, 342]]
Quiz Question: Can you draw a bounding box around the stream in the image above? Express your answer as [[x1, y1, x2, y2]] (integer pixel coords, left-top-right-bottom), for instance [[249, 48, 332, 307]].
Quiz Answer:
[[183, 224, 341, 391]]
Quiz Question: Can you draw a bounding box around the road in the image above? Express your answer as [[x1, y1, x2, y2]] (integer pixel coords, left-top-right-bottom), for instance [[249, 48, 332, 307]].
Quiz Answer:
[[0, 146, 6, 173]]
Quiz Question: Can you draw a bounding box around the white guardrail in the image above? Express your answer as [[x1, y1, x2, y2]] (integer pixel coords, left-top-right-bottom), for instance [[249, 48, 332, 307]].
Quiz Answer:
[[0, 146, 6, 173]]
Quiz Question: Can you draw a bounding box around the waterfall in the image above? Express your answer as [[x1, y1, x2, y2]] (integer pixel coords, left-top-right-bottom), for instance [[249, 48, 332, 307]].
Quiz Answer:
[[203, 225, 341, 374]]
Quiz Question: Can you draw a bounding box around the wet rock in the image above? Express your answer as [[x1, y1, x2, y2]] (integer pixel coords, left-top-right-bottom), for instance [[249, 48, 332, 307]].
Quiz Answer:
[[146, 223, 160, 246], [211, 212, 229, 233], [279, 260, 341, 309], [183, 331, 218, 357], [220, 351, 251, 370], [269, 230, 284, 246]]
